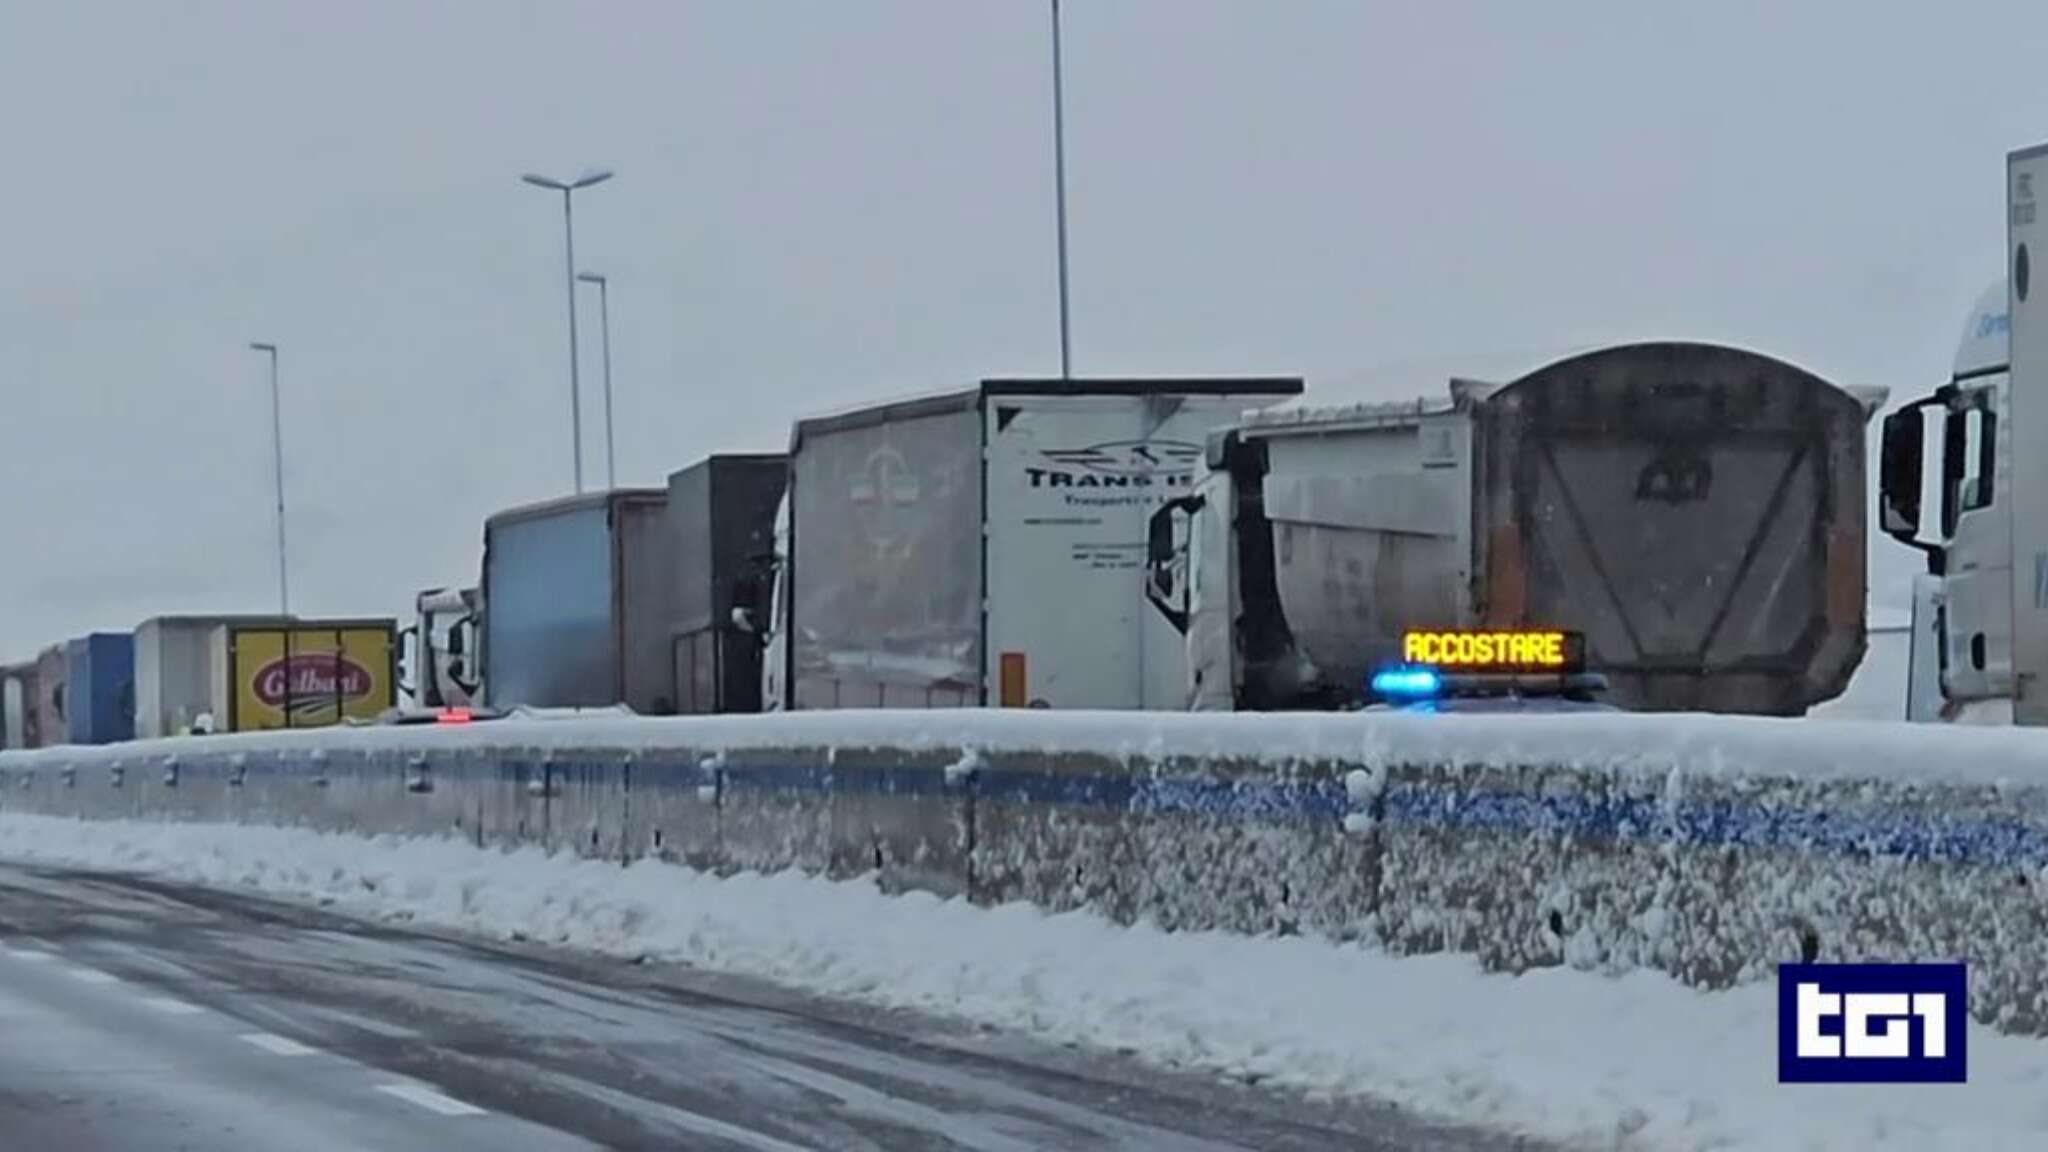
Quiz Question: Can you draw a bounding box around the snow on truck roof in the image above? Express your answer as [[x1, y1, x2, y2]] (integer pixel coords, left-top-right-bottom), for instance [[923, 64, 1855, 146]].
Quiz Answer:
[[1249, 342, 1887, 435], [484, 487, 668, 529], [788, 377, 1304, 447]]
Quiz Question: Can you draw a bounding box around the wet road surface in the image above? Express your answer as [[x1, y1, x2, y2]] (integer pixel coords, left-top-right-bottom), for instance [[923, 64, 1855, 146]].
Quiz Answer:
[[0, 866, 1555, 1151]]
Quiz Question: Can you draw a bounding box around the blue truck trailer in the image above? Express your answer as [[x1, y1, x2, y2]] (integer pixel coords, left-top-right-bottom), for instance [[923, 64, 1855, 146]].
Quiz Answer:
[[65, 632, 134, 745]]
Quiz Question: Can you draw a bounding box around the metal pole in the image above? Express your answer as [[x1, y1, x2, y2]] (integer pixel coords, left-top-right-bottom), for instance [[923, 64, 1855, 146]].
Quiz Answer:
[[1051, 0, 1073, 380], [250, 343, 289, 616], [561, 189, 585, 494], [596, 277, 614, 489]]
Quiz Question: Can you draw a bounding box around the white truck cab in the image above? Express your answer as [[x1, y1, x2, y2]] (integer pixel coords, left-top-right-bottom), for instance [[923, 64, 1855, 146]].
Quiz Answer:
[[1881, 146, 2048, 723], [399, 586, 484, 710], [1879, 280, 2011, 721]]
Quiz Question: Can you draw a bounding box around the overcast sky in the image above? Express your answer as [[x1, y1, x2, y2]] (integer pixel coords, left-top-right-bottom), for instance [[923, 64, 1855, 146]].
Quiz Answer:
[[2, 0, 2042, 657]]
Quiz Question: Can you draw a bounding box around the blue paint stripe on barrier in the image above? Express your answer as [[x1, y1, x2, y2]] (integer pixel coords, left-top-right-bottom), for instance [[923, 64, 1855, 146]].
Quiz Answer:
[[723, 763, 832, 794], [976, 768, 1136, 810], [1377, 787, 2048, 869]]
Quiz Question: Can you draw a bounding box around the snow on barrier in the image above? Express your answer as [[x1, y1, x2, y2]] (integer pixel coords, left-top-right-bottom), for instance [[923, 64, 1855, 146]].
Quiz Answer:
[[5, 711, 2048, 1033]]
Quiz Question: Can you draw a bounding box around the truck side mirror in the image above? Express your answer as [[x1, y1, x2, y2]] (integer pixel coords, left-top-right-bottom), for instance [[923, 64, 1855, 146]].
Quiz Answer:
[[1879, 404, 1929, 545], [1145, 495, 1204, 635]]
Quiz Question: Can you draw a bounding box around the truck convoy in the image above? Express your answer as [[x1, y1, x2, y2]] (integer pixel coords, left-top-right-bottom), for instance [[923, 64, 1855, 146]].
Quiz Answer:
[[464, 455, 785, 715], [1, 344, 1899, 739], [1879, 144, 2048, 725], [762, 379, 1303, 711], [1148, 343, 1884, 715], [1, 635, 134, 747]]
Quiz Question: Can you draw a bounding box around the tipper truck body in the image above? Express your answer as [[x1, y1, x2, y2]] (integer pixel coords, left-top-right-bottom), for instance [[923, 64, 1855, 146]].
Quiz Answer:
[[1151, 343, 1884, 714]]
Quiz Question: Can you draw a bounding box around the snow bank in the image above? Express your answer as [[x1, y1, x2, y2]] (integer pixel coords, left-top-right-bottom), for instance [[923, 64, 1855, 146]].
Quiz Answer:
[[8, 716, 2048, 1033], [0, 813, 2041, 1152]]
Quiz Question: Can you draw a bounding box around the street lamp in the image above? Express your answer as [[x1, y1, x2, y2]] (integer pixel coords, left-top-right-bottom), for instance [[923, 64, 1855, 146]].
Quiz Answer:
[[247, 341, 288, 616], [521, 168, 615, 493], [1050, 0, 1073, 380], [576, 271, 616, 490]]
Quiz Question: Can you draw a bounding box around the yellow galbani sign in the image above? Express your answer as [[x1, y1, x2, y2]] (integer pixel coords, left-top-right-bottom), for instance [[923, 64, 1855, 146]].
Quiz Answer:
[[230, 626, 395, 730], [1401, 629, 1573, 671]]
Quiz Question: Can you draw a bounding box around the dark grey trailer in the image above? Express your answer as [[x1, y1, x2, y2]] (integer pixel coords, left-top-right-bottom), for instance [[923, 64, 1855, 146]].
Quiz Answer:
[[668, 455, 786, 715]]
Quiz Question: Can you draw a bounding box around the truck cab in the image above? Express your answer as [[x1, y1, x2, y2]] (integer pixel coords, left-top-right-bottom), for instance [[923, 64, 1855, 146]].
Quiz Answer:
[[400, 586, 484, 710], [1879, 280, 2012, 722]]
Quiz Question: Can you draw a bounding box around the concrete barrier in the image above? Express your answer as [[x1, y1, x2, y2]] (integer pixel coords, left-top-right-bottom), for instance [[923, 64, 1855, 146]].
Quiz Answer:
[[4, 711, 2048, 1035]]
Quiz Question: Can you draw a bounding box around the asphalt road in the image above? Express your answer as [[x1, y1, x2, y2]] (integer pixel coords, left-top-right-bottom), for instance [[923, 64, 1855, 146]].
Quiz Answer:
[[0, 866, 1556, 1151]]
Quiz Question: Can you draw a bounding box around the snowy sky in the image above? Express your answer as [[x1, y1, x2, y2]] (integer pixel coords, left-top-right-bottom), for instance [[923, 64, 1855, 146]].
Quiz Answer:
[[2, 0, 2042, 657]]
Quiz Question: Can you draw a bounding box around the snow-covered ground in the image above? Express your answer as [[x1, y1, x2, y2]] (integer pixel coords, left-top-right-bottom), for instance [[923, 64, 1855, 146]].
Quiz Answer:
[[0, 813, 2041, 1152]]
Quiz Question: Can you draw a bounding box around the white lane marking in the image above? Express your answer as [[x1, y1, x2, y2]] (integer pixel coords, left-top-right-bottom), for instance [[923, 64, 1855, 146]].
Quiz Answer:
[[69, 968, 119, 984], [239, 1032, 317, 1057], [376, 1082, 487, 1117], [142, 996, 205, 1016]]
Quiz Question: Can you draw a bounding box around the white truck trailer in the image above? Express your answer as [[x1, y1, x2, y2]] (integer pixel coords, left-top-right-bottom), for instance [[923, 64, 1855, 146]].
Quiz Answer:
[[763, 378, 1302, 711], [1149, 343, 1885, 714]]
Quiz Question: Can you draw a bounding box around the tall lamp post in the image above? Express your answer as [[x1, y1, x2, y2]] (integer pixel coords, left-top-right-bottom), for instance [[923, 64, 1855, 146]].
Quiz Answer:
[[1050, 0, 1073, 380], [521, 168, 614, 494], [576, 271, 616, 490], [247, 341, 289, 616]]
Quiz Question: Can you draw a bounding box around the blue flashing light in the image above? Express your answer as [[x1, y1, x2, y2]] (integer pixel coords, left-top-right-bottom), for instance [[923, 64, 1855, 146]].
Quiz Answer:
[[1371, 665, 1442, 699]]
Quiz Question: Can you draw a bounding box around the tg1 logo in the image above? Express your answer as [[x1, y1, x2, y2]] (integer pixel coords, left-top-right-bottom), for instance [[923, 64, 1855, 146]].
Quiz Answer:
[[1778, 963, 1968, 1083]]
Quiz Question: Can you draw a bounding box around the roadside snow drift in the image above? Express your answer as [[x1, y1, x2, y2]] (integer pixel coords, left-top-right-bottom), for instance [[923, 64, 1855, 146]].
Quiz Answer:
[[0, 814, 2043, 1152]]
